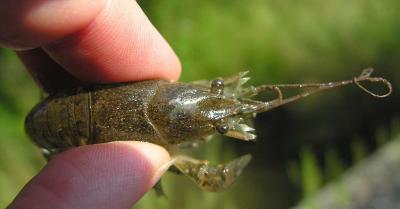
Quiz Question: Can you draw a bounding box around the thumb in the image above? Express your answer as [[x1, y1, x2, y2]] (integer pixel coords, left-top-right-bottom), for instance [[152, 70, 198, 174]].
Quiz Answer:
[[8, 141, 171, 209]]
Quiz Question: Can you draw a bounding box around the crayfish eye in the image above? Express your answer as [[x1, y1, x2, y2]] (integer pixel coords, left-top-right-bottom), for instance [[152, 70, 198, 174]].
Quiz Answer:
[[212, 79, 224, 88], [216, 124, 229, 134], [211, 79, 224, 95]]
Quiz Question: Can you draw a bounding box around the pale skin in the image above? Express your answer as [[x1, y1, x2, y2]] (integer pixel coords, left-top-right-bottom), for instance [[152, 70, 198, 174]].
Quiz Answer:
[[1, 0, 181, 208]]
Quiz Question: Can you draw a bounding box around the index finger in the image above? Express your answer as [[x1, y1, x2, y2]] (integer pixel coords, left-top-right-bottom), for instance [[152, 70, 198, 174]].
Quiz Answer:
[[1, 0, 181, 91]]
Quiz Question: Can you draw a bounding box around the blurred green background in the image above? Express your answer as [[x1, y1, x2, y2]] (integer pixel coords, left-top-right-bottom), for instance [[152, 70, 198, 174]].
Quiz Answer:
[[1, 0, 399, 208]]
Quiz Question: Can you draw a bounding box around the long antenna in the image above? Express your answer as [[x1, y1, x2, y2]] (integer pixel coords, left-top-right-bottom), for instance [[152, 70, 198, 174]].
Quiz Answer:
[[254, 68, 392, 112]]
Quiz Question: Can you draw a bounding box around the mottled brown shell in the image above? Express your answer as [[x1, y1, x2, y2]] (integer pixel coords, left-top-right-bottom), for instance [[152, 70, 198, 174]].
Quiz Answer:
[[25, 80, 240, 153], [26, 80, 168, 151]]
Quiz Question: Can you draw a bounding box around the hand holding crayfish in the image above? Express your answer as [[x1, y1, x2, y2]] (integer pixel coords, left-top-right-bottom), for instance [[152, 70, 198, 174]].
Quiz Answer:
[[3, 1, 180, 208]]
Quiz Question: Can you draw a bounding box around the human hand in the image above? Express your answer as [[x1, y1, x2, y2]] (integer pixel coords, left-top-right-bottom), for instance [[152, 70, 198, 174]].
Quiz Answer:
[[1, 0, 181, 208]]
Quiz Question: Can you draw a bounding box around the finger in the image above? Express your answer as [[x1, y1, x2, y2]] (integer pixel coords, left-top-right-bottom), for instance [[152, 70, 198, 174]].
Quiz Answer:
[[42, 0, 181, 82], [2, 0, 181, 85], [0, 0, 107, 50], [8, 142, 171, 209]]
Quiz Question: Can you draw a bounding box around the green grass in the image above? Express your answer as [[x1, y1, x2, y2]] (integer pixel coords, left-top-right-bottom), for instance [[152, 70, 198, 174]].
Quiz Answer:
[[288, 118, 400, 204]]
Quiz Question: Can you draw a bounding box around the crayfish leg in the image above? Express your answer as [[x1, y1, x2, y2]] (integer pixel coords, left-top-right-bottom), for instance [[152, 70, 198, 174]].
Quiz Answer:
[[172, 154, 251, 192], [153, 180, 167, 197]]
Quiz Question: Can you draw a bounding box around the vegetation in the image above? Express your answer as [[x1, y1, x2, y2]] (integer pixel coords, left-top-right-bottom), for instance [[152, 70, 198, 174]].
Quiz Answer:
[[1, 0, 399, 208]]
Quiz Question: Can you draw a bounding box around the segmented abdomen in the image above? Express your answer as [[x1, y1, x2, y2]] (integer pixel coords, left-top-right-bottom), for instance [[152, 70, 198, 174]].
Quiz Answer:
[[25, 81, 166, 151], [25, 90, 91, 150]]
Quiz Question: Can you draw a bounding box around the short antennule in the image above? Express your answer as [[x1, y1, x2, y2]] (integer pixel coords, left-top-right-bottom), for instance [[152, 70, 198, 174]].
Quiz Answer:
[[250, 68, 392, 113]]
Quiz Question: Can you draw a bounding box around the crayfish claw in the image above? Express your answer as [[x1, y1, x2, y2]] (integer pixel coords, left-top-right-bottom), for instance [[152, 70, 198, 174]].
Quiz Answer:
[[172, 154, 252, 192]]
